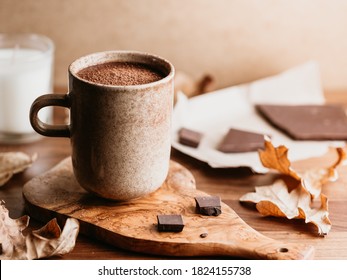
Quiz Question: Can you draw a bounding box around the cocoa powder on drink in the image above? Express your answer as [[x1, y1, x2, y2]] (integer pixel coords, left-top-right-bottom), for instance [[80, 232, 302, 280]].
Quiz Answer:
[[77, 61, 164, 86]]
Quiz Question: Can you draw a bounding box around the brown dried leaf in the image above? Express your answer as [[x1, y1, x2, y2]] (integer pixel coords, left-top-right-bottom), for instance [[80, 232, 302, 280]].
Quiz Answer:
[[26, 218, 79, 259], [299, 193, 331, 236], [301, 147, 347, 198], [240, 139, 344, 235], [174, 71, 215, 103], [0, 201, 79, 259], [259, 138, 301, 181], [0, 152, 38, 186], [241, 181, 331, 235], [241, 181, 307, 219], [0, 201, 29, 259]]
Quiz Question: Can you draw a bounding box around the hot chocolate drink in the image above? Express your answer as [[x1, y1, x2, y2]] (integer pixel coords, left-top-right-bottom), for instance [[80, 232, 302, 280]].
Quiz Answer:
[[30, 50, 174, 200], [77, 61, 165, 86]]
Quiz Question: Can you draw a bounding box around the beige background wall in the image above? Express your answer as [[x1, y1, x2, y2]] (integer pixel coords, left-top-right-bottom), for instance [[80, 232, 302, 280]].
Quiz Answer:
[[1, 0, 347, 92]]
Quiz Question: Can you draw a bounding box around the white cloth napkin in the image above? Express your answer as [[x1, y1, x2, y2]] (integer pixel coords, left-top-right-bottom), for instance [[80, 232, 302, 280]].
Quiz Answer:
[[171, 61, 344, 173]]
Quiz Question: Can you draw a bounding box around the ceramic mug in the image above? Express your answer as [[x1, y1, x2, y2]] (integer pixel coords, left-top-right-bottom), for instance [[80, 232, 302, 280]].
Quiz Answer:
[[30, 50, 174, 200]]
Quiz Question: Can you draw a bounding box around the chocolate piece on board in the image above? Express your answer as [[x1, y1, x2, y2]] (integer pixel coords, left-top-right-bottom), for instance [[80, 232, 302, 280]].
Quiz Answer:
[[157, 214, 184, 232], [178, 128, 203, 148], [256, 104, 347, 140], [218, 128, 265, 153], [195, 196, 222, 216]]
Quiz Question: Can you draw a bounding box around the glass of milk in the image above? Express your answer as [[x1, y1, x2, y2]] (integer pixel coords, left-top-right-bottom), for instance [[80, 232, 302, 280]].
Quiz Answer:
[[0, 33, 54, 144]]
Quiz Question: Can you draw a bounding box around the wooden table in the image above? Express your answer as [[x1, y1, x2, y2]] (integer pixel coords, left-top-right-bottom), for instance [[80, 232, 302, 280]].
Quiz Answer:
[[1, 91, 346, 260]]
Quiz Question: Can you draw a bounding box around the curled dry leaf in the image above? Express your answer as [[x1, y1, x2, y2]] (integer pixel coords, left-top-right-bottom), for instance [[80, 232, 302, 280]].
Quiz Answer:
[[241, 181, 331, 235], [174, 71, 215, 103], [301, 147, 347, 199], [240, 139, 346, 236], [0, 201, 79, 259], [259, 137, 301, 181], [0, 152, 38, 186]]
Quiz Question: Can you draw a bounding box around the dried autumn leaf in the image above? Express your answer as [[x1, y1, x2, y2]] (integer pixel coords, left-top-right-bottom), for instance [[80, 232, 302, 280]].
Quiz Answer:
[[0, 152, 38, 186], [241, 181, 308, 219], [0, 202, 29, 258], [259, 138, 301, 181], [0, 201, 79, 259], [240, 180, 331, 235], [26, 218, 80, 259], [240, 139, 344, 235], [301, 147, 347, 199], [174, 71, 215, 102], [298, 192, 331, 236]]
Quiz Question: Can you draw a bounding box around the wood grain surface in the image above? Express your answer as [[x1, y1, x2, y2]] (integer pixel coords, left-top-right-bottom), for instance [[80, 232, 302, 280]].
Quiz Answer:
[[0, 91, 347, 259], [22, 157, 314, 260]]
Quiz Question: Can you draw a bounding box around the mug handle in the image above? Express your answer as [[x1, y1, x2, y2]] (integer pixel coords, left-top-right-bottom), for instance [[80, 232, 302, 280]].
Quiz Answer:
[[30, 94, 70, 138]]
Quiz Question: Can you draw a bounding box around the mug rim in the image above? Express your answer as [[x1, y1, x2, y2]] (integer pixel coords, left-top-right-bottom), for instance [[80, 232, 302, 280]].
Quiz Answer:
[[69, 50, 175, 89]]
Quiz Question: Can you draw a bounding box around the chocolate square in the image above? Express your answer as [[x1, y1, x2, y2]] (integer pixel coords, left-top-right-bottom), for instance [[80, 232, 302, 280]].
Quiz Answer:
[[195, 196, 222, 216], [157, 214, 184, 232], [256, 104, 347, 140], [218, 128, 265, 153], [178, 128, 203, 148]]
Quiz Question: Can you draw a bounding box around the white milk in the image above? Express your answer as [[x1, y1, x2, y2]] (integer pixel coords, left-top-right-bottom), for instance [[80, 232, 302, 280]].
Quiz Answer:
[[0, 47, 53, 141]]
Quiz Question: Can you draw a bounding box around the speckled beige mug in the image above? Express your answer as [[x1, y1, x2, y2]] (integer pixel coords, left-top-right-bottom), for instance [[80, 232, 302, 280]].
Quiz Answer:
[[30, 51, 174, 200]]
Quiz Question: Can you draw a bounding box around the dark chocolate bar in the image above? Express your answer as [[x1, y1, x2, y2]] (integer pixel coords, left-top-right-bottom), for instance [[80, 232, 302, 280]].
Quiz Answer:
[[178, 128, 203, 148], [157, 214, 184, 232], [256, 104, 347, 140], [218, 128, 265, 153], [195, 196, 222, 216]]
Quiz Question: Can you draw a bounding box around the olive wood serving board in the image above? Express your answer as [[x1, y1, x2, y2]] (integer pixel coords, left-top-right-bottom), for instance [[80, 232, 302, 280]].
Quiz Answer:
[[23, 157, 314, 259]]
